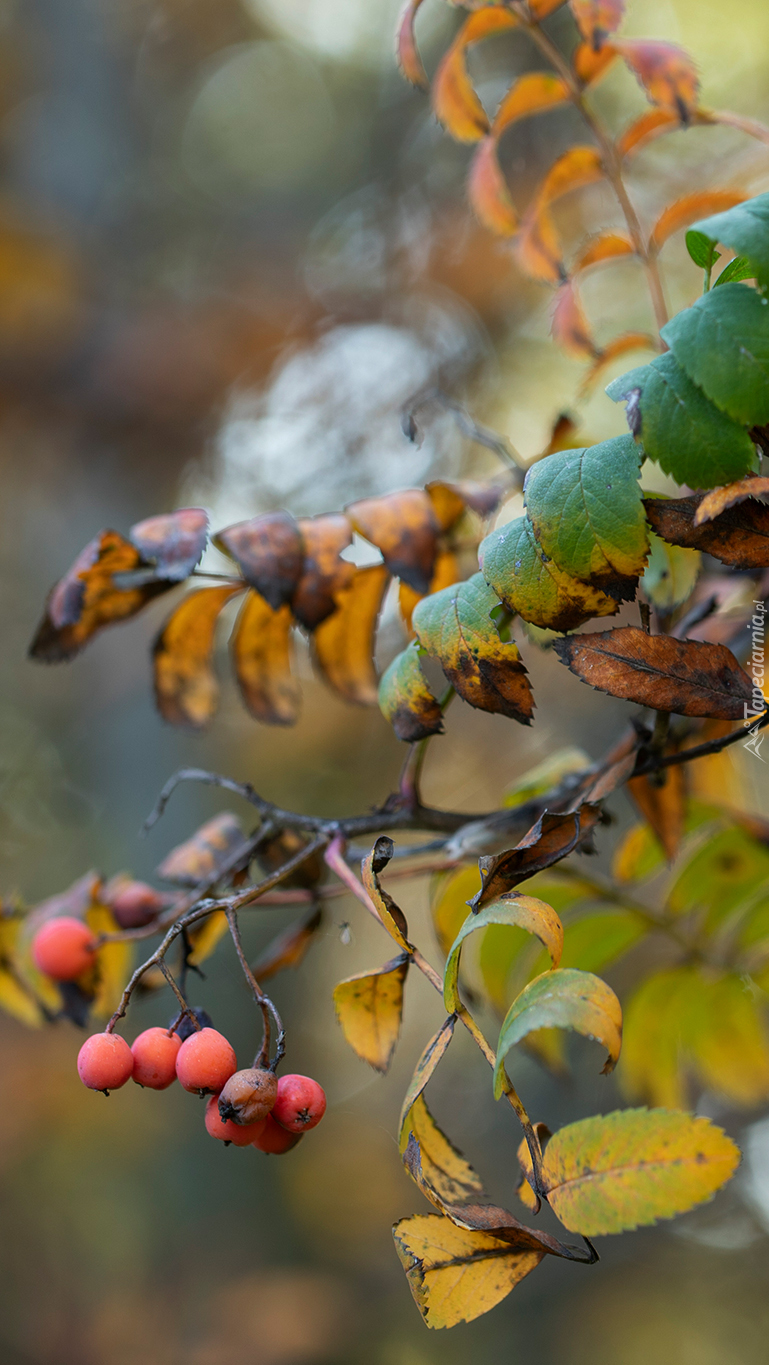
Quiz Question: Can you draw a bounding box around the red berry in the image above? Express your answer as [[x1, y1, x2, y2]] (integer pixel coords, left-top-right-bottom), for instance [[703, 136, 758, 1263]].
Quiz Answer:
[[109, 881, 166, 930], [252, 1113, 302, 1155], [204, 1096, 266, 1146], [77, 1032, 133, 1092], [175, 1027, 237, 1095], [272, 1074, 326, 1132], [131, 1027, 181, 1089], [32, 917, 96, 981], [218, 1068, 277, 1125]]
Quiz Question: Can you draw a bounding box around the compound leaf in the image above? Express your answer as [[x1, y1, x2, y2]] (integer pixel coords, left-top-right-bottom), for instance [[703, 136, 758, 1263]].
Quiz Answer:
[[313, 564, 390, 705]]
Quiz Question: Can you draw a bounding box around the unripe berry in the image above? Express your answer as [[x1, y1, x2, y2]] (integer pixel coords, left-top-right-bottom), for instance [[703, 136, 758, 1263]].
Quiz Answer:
[[131, 1027, 181, 1089], [218, 1068, 277, 1126], [77, 1032, 133, 1092], [175, 1027, 237, 1095], [252, 1113, 302, 1155], [109, 881, 166, 929], [272, 1074, 326, 1132], [174, 1006, 213, 1041], [32, 917, 96, 981], [204, 1096, 266, 1146]]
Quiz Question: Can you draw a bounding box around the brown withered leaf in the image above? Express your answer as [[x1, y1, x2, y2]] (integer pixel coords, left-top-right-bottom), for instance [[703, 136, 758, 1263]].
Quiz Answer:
[[554, 627, 753, 719], [431, 8, 520, 144], [426, 478, 506, 530], [693, 477, 769, 527], [346, 490, 438, 595], [153, 584, 244, 726], [29, 530, 172, 662], [378, 639, 444, 742], [627, 763, 686, 860], [616, 40, 699, 121], [471, 805, 602, 910], [575, 728, 640, 804], [214, 512, 304, 610], [468, 137, 519, 236], [644, 494, 769, 570], [361, 836, 411, 952], [649, 190, 746, 254], [573, 40, 617, 86], [542, 414, 578, 454], [231, 591, 300, 726], [257, 829, 325, 888], [129, 508, 209, 582], [157, 812, 247, 886], [292, 513, 354, 629], [551, 282, 599, 360], [396, 0, 428, 90], [312, 564, 390, 705], [250, 907, 323, 983], [515, 1123, 552, 1214]]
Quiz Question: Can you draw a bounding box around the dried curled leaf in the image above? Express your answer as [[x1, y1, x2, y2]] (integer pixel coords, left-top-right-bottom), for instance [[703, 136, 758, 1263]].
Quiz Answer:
[[616, 40, 699, 122], [480, 517, 620, 632], [313, 564, 390, 706], [157, 812, 247, 886], [515, 1123, 552, 1213], [444, 896, 564, 1013], [494, 968, 623, 1096], [413, 573, 534, 724], [153, 585, 244, 727], [472, 806, 601, 910], [129, 508, 209, 582], [398, 1016, 456, 1137], [649, 191, 746, 254], [644, 494, 769, 570], [231, 592, 300, 726], [396, 0, 428, 90], [379, 640, 444, 743], [346, 490, 437, 594], [292, 513, 354, 630], [432, 7, 520, 143], [333, 952, 410, 1073], [542, 1108, 740, 1235], [693, 477, 769, 527], [400, 1097, 483, 1205], [361, 837, 411, 952], [214, 513, 303, 611], [250, 906, 323, 983], [554, 626, 753, 720]]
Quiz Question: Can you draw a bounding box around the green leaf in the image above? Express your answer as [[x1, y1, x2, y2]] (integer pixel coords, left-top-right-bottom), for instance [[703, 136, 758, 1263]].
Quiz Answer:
[[378, 640, 444, 743], [493, 968, 622, 1097], [444, 896, 563, 1013], [523, 435, 648, 592], [479, 517, 620, 633], [690, 191, 769, 283], [714, 257, 755, 287], [412, 573, 534, 723], [550, 909, 647, 974], [641, 532, 700, 611], [607, 353, 758, 489], [542, 1108, 740, 1236], [666, 826, 769, 926], [661, 283, 769, 427], [685, 229, 720, 271]]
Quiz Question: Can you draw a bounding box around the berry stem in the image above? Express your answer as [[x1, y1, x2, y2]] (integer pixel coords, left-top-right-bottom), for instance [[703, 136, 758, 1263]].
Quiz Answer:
[[225, 908, 285, 1070]]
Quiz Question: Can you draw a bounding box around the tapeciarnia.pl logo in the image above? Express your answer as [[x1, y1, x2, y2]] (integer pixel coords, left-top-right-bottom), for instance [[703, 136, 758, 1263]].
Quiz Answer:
[[744, 600, 766, 761]]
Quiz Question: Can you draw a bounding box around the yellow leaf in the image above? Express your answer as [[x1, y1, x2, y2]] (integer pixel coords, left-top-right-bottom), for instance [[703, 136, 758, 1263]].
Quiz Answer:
[[444, 896, 563, 1013], [619, 967, 697, 1109], [85, 904, 134, 1019], [153, 585, 244, 727], [431, 8, 520, 144], [333, 952, 410, 1073], [186, 910, 229, 968], [400, 1095, 483, 1205], [157, 812, 247, 886], [361, 838, 411, 952], [231, 592, 300, 725], [312, 564, 390, 706], [430, 867, 481, 957], [542, 1107, 740, 1236], [687, 973, 769, 1108], [392, 1213, 543, 1328], [398, 1016, 456, 1138]]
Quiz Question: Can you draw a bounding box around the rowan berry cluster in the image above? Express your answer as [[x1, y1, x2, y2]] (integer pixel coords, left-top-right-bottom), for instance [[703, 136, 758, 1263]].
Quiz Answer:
[[33, 917, 326, 1156]]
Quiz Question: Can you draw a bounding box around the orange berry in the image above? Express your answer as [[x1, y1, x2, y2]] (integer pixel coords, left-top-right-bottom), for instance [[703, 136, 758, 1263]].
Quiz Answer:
[[252, 1113, 302, 1155], [204, 1096, 266, 1146], [273, 1074, 326, 1132], [77, 1032, 133, 1092], [32, 917, 96, 981], [218, 1068, 277, 1125], [110, 881, 166, 929], [131, 1027, 181, 1089], [175, 1027, 237, 1095]]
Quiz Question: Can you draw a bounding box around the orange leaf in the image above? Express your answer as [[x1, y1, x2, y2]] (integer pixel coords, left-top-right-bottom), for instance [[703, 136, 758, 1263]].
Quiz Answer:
[[468, 137, 519, 236], [551, 282, 598, 360], [573, 41, 618, 86], [231, 591, 300, 726], [399, 550, 460, 634], [153, 585, 244, 727], [157, 812, 247, 886], [649, 190, 746, 254], [542, 413, 578, 454], [574, 231, 634, 273], [627, 764, 686, 861], [432, 8, 519, 143], [529, 0, 566, 14], [516, 147, 604, 284], [292, 513, 354, 630], [347, 489, 438, 594], [569, 0, 625, 43], [693, 476, 769, 527], [214, 512, 303, 611], [617, 108, 681, 159], [426, 479, 506, 526], [616, 40, 699, 122], [539, 145, 605, 203], [396, 0, 428, 90], [580, 332, 658, 391], [492, 72, 569, 134], [312, 564, 390, 705]]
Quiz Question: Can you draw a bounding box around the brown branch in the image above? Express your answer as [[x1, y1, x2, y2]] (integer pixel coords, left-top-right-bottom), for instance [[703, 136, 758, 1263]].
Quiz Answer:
[[633, 709, 769, 779], [225, 908, 285, 1070]]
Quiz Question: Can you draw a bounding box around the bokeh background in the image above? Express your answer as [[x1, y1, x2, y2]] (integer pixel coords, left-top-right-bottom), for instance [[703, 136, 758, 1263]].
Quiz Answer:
[[2, 0, 769, 1360]]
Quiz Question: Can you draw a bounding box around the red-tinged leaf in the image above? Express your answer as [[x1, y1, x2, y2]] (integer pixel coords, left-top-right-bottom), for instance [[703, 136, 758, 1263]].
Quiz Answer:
[[617, 108, 682, 159], [312, 565, 390, 705], [574, 232, 634, 273], [644, 494, 769, 571], [396, 0, 428, 90], [292, 513, 354, 630], [551, 282, 599, 360], [649, 190, 746, 254], [128, 508, 209, 582], [468, 137, 519, 236], [573, 40, 617, 86], [432, 8, 520, 144], [569, 0, 625, 46], [213, 512, 303, 611], [250, 907, 323, 982], [554, 627, 753, 720], [346, 489, 438, 595], [29, 530, 172, 662], [231, 591, 300, 726], [157, 812, 247, 886], [153, 585, 244, 727], [693, 477, 769, 527], [627, 764, 686, 860], [492, 72, 569, 134], [471, 805, 602, 910], [616, 40, 699, 122], [581, 332, 658, 392]]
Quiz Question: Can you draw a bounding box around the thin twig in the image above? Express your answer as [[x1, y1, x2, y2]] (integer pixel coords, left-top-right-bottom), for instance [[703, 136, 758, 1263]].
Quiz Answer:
[[225, 908, 285, 1070], [401, 386, 526, 475], [633, 709, 769, 778]]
